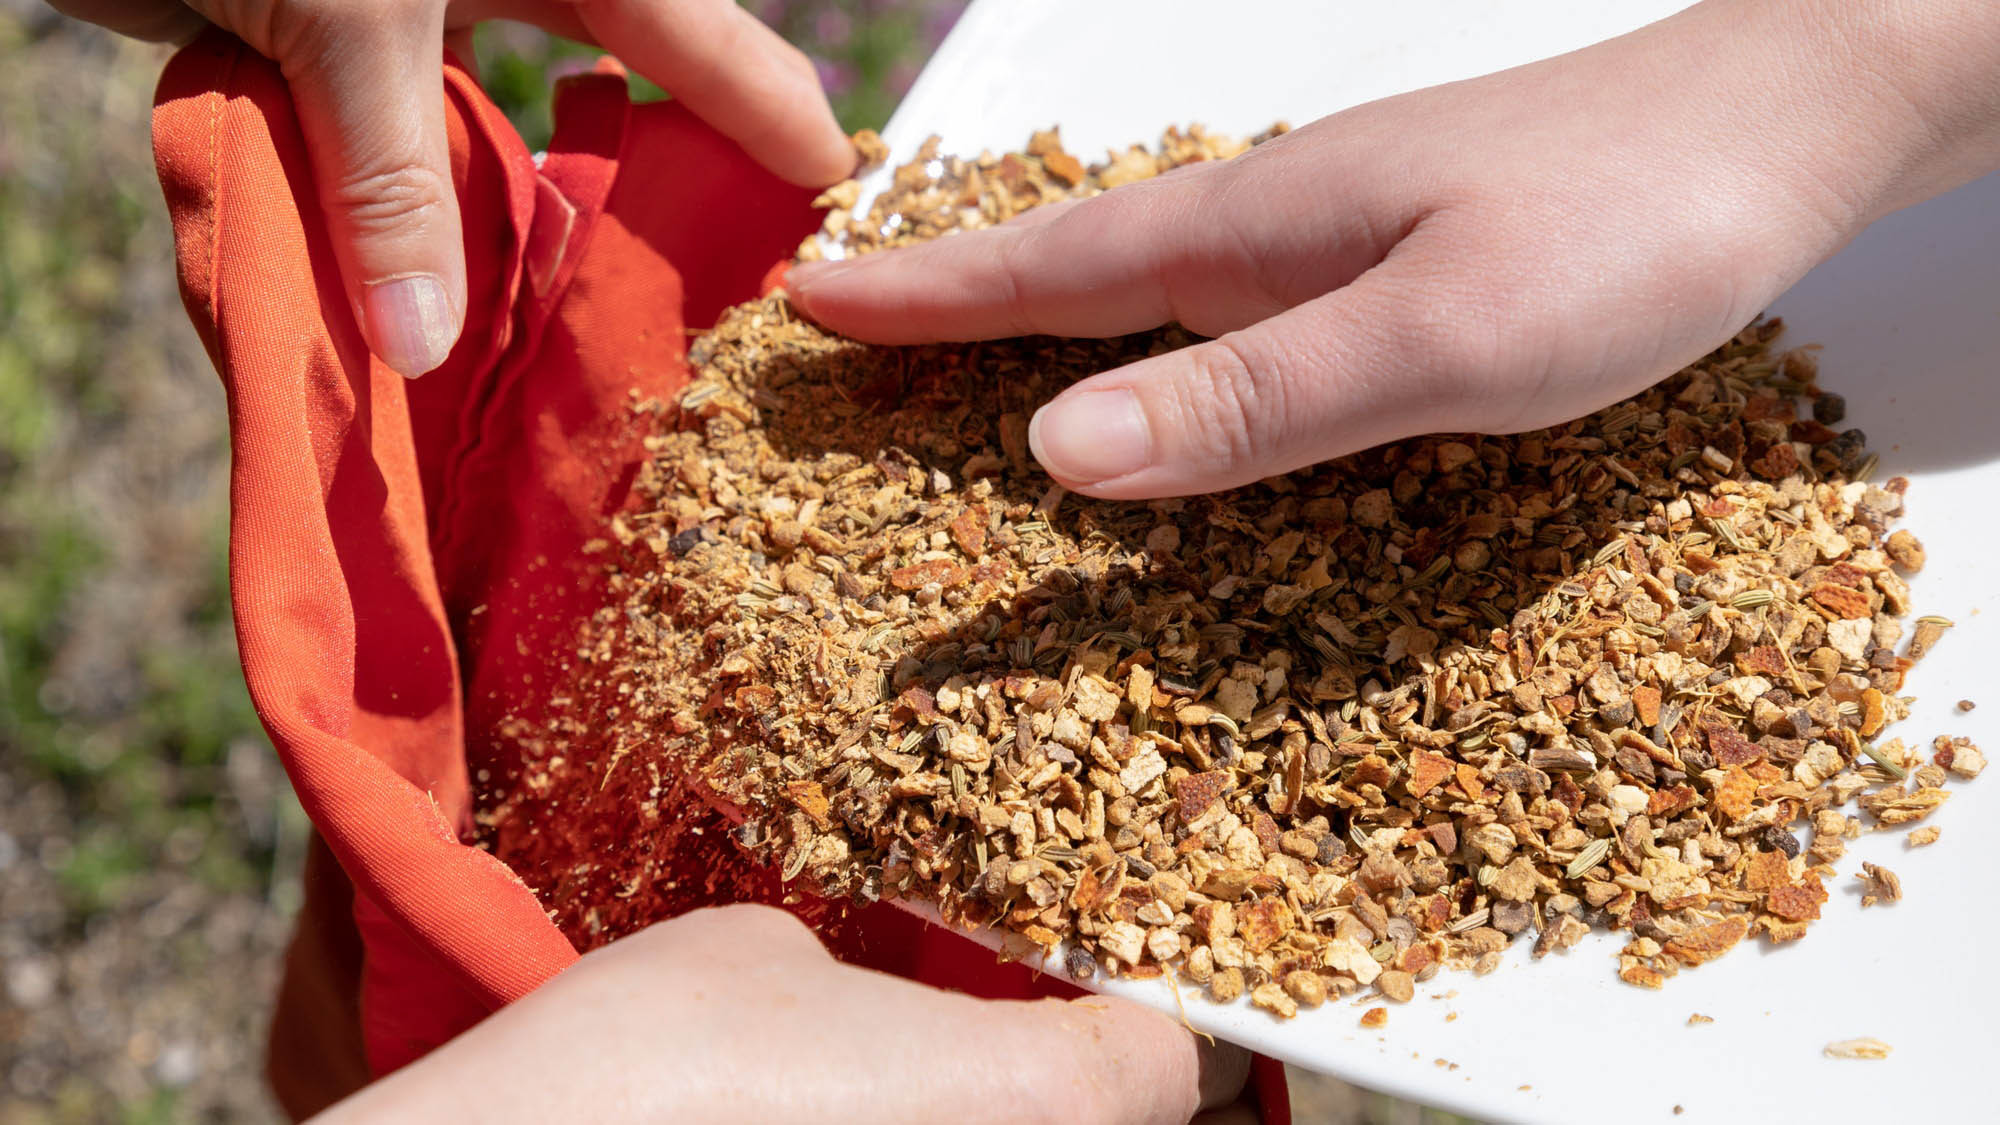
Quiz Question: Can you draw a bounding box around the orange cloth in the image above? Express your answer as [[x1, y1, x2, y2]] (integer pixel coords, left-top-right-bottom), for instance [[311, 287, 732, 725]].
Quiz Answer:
[[151, 31, 1288, 1122]]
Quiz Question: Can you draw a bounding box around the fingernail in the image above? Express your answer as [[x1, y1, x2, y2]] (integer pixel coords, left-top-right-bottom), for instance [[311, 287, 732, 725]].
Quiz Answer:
[[364, 275, 456, 378], [1029, 389, 1152, 484], [785, 258, 855, 298]]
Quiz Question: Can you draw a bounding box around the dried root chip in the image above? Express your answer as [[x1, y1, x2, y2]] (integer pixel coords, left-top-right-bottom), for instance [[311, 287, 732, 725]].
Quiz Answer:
[[1908, 615, 1954, 659], [1767, 875, 1830, 923], [1249, 981, 1297, 1019], [1934, 736, 1986, 779], [1856, 862, 1902, 908], [1360, 1007, 1389, 1029], [851, 128, 889, 169], [1281, 970, 1328, 1009], [1663, 916, 1751, 968], [1823, 1038, 1893, 1060], [1208, 968, 1246, 1005], [1619, 961, 1667, 990], [1884, 530, 1925, 572], [1860, 786, 1951, 826], [1376, 970, 1417, 1004]]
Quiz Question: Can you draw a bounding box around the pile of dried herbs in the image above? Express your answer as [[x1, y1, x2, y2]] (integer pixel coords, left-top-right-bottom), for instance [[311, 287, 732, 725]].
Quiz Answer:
[[485, 128, 1982, 1018], [796, 123, 1276, 261]]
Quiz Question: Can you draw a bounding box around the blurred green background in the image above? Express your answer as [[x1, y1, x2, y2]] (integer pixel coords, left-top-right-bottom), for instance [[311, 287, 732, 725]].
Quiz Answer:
[[0, 3, 1456, 1121]]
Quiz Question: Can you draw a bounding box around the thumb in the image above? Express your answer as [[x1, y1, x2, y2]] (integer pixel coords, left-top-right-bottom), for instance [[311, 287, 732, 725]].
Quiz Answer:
[[1028, 234, 1492, 498], [267, 3, 466, 377], [1009, 994, 1250, 1124]]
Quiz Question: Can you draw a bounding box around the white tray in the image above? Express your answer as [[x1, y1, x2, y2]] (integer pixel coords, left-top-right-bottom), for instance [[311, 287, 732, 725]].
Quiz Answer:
[[868, 2, 2000, 1121]]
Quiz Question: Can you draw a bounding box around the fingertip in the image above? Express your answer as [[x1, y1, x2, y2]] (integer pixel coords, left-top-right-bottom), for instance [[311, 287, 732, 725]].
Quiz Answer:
[[1027, 389, 1154, 491], [783, 258, 852, 305], [783, 255, 933, 343], [275, 16, 463, 378], [363, 275, 460, 378], [781, 128, 867, 190], [1039, 994, 1224, 1121], [1192, 1038, 1254, 1113]]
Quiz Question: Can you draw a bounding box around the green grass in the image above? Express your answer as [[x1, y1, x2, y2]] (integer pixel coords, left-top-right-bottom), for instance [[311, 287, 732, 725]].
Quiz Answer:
[[475, 2, 963, 151], [0, 7, 273, 928]]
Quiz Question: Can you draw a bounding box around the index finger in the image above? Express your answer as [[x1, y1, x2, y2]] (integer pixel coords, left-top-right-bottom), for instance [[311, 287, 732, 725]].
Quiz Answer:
[[571, 0, 855, 187], [788, 164, 1236, 344]]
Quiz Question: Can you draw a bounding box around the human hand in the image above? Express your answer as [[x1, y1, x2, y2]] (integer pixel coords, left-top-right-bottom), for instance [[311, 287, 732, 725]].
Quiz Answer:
[[788, 0, 2000, 500], [52, 0, 853, 376], [311, 904, 1254, 1124]]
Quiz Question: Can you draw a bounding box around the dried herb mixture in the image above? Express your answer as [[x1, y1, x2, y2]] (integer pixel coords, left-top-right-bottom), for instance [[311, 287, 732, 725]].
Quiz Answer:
[[487, 128, 1981, 1017]]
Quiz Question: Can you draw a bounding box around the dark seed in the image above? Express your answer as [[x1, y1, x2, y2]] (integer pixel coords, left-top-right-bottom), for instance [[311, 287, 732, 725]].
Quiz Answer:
[[1759, 826, 1802, 859], [1064, 944, 1097, 980], [1827, 428, 1868, 471], [1812, 392, 1846, 425], [668, 526, 706, 556]]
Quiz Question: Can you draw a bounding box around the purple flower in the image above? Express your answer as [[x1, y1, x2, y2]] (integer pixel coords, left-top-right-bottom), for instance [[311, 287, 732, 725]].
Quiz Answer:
[[548, 56, 596, 82], [491, 22, 551, 56], [813, 9, 853, 46], [921, 3, 967, 48], [746, 0, 793, 27], [813, 56, 857, 98]]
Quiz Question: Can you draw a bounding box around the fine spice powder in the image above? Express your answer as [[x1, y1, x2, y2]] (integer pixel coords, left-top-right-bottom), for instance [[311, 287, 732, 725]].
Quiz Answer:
[[484, 127, 1984, 1019]]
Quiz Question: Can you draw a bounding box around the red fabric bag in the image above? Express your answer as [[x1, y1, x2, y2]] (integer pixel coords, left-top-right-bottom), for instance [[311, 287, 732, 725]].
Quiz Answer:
[[151, 30, 1288, 1121]]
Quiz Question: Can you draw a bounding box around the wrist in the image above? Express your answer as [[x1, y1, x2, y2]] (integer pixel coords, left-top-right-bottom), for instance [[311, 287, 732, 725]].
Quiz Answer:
[[1757, 0, 2000, 224]]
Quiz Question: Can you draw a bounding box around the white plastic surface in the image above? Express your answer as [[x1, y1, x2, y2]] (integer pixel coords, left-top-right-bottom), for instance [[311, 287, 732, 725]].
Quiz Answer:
[[871, 3, 2000, 1121]]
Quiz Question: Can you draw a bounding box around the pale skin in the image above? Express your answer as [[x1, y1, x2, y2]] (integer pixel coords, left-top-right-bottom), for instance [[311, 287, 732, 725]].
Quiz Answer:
[[50, 3, 1251, 1121], [53, 0, 858, 377], [790, 0, 2000, 500], [50, 0, 2000, 1120], [315, 904, 1252, 1124]]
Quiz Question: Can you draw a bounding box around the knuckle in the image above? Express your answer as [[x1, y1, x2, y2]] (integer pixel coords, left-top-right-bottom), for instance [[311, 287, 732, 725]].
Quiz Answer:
[[991, 233, 1044, 336], [1166, 335, 1277, 470], [258, 0, 336, 56], [205, 0, 283, 54], [326, 163, 453, 234], [262, 0, 427, 65], [706, 902, 815, 944]]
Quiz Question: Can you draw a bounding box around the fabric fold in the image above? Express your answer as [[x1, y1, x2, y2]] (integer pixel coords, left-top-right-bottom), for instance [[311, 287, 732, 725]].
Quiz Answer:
[[151, 30, 1288, 1121]]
